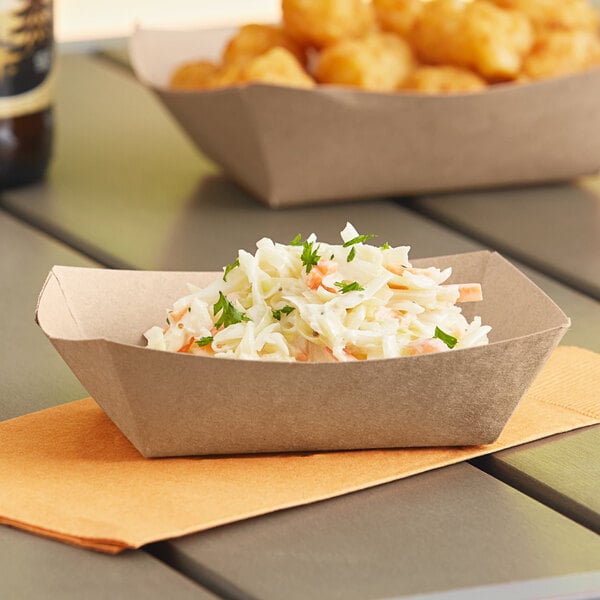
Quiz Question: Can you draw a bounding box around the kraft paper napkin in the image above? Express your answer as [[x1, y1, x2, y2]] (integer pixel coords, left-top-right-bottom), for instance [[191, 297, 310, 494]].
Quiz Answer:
[[1, 346, 598, 554]]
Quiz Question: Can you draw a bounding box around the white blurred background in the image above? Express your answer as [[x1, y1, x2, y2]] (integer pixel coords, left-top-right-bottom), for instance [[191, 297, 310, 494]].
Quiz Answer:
[[55, 0, 279, 43]]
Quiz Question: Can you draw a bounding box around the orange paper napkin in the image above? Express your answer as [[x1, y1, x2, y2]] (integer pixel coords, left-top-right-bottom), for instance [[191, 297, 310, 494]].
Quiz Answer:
[[1, 346, 598, 554]]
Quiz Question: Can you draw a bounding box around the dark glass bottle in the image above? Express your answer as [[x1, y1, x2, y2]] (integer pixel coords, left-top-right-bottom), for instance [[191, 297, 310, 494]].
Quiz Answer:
[[0, 0, 53, 189]]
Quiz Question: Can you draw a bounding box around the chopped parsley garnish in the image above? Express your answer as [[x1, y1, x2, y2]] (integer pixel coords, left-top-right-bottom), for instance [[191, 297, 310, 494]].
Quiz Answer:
[[330, 254, 335, 260], [213, 292, 251, 328], [166, 317, 170, 325], [347, 247, 356, 262], [381, 242, 391, 250], [196, 336, 213, 347], [188, 307, 191, 312], [223, 258, 239, 281], [272, 306, 295, 321], [434, 326, 458, 349], [301, 240, 320, 273], [289, 234, 303, 246], [342, 233, 376, 247], [334, 281, 365, 293]]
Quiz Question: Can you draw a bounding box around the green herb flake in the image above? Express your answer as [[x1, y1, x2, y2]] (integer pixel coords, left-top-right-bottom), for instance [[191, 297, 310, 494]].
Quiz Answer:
[[213, 291, 251, 329], [347, 246, 356, 262], [289, 234, 303, 246], [223, 258, 240, 281], [166, 317, 170, 325], [381, 242, 391, 250], [196, 336, 213, 347], [188, 307, 191, 312], [334, 281, 365, 294], [342, 233, 376, 248], [434, 326, 458, 349], [330, 254, 335, 260], [301, 240, 321, 273], [272, 306, 295, 321]]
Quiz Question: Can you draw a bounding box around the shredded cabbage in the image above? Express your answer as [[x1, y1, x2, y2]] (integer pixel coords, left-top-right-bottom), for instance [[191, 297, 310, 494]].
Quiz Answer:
[[144, 223, 491, 361]]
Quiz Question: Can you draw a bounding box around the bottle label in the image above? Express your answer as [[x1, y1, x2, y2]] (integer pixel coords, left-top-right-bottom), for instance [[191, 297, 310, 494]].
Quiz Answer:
[[0, 0, 53, 118]]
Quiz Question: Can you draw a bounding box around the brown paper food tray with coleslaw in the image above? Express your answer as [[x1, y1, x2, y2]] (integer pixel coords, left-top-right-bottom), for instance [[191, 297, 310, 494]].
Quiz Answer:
[[130, 25, 600, 208], [36, 249, 569, 458]]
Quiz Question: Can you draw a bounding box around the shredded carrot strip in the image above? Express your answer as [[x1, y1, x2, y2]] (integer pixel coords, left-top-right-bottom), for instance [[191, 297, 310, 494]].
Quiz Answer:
[[171, 307, 188, 323], [456, 283, 483, 303], [177, 338, 195, 353], [387, 283, 409, 290], [325, 347, 357, 361]]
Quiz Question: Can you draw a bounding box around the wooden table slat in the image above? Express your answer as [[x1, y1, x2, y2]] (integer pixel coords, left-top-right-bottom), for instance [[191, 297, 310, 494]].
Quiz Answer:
[[0, 212, 90, 420], [0, 526, 220, 600], [408, 181, 600, 300], [472, 425, 600, 535], [154, 463, 600, 600]]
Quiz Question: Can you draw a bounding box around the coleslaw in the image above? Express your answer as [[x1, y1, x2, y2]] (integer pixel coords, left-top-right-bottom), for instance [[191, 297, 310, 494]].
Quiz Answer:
[[144, 223, 491, 361]]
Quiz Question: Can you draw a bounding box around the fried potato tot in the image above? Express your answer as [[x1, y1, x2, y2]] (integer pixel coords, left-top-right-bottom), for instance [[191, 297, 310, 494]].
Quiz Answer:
[[523, 30, 600, 80], [222, 24, 306, 66], [282, 0, 375, 48], [207, 64, 245, 88], [490, 0, 600, 34], [316, 32, 414, 91], [240, 47, 316, 88], [464, 2, 534, 80], [170, 62, 244, 91], [373, 0, 425, 37], [402, 65, 487, 93], [410, 0, 464, 64], [170, 61, 219, 90], [411, 0, 534, 80]]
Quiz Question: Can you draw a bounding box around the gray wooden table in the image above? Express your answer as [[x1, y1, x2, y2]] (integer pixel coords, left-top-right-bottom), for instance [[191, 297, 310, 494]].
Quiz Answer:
[[1, 52, 599, 599]]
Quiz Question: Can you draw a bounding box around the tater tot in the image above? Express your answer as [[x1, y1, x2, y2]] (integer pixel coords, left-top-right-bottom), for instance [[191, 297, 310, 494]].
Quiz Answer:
[[411, 0, 534, 80], [240, 47, 316, 88], [490, 0, 600, 34], [402, 65, 487, 93], [373, 0, 425, 37], [410, 0, 465, 66], [316, 32, 414, 91], [463, 2, 534, 80], [207, 64, 245, 88], [170, 61, 219, 90], [523, 30, 600, 80], [222, 24, 306, 66], [282, 0, 375, 48]]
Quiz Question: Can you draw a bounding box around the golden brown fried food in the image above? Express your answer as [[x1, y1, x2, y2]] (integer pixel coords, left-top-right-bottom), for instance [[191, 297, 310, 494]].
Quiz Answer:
[[409, 0, 464, 65], [170, 61, 219, 90], [170, 62, 244, 91], [490, 0, 600, 34], [523, 30, 600, 79], [411, 0, 534, 80], [316, 32, 414, 91], [240, 47, 316, 88], [402, 65, 487, 93], [464, 1, 534, 79], [222, 24, 306, 66], [171, 0, 600, 93], [207, 64, 245, 88], [282, 0, 374, 48], [373, 0, 425, 37]]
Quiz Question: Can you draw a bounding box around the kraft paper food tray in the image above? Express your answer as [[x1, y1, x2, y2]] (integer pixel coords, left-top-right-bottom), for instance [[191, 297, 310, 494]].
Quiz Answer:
[[130, 26, 600, 208], [36, 251, 569, 458]]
